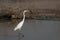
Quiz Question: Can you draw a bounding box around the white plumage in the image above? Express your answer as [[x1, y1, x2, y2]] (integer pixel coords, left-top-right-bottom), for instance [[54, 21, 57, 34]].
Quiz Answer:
[[14, 10, 30, 31]]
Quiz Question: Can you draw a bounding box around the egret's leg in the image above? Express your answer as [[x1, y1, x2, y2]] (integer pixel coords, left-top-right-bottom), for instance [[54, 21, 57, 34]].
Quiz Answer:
[[18, 28, 24, 40]]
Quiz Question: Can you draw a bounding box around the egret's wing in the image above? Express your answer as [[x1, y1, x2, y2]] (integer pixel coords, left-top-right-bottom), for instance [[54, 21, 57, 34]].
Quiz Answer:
[[14, 21, 24, 31]]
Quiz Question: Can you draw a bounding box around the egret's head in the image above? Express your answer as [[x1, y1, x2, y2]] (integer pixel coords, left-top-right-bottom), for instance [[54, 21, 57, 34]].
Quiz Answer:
[[23, 9, 31, 15], [24, 10, 30, 13]]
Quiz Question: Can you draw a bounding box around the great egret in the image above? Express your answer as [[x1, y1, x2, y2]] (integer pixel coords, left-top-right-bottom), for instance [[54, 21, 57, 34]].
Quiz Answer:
[[14, 10, 30, 31]]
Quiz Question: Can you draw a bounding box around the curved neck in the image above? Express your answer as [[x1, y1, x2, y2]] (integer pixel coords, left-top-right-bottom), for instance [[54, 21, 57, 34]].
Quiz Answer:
[[23, 12, 25, 21]]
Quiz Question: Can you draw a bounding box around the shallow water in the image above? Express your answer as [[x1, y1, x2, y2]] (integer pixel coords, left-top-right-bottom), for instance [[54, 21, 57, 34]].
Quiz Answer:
[[0, 19, 60, 40]]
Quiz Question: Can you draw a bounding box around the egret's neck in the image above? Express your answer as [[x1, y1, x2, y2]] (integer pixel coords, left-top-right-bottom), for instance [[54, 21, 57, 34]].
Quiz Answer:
[[23, 12, 25, 21]]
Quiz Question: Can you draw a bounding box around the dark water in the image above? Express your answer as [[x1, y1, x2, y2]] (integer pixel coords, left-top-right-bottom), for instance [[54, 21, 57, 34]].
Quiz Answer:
[[0, 19, 60, 40]]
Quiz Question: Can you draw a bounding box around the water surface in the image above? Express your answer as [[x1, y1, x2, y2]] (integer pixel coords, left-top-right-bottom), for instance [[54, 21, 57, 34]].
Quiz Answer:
[[0, 19, 60, 40]]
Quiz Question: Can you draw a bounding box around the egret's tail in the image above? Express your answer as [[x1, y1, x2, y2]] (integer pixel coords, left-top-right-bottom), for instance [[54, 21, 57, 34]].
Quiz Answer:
[[14, 27, 22, 31], [14, 28, 17, 31], [14, 27, 19, 31]]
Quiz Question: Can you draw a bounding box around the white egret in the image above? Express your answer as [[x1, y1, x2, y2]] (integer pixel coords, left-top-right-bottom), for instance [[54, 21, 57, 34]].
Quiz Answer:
[[14, 9, 30, 31]]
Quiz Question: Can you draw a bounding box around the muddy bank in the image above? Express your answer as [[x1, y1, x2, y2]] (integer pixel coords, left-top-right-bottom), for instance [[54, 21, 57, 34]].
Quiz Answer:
[[0, 1, 60, 19]]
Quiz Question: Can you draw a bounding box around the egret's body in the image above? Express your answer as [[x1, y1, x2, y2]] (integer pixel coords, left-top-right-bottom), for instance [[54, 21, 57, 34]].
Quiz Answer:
[[14, 10, 29, 31]]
